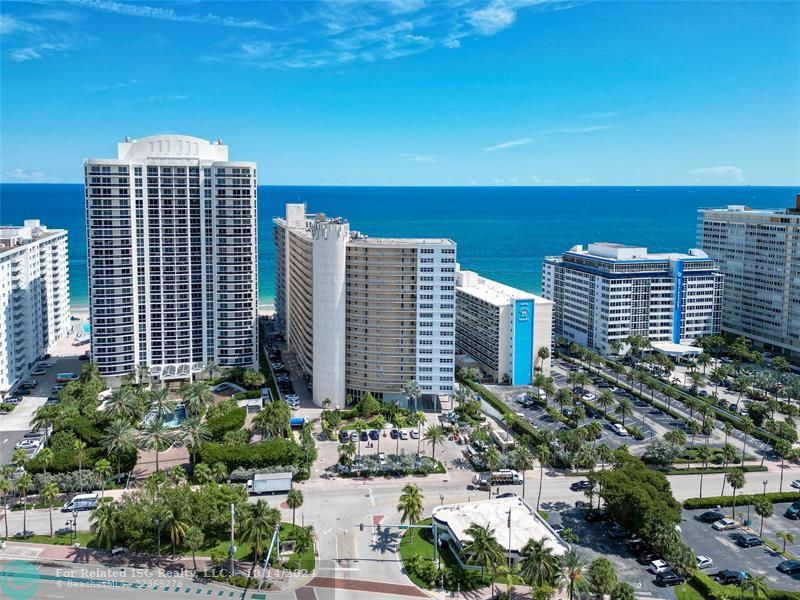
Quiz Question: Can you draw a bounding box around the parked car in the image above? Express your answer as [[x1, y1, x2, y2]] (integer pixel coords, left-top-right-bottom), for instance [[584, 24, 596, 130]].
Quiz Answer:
[[360, 431, 368, 442], [611, 423, 628, 436], [496, 492, 517, 499], [410, 429, 420, 439], [784, 502, 800, 520], [31, 369, 46, 376], [608, 523, 626, 538], [584, 509, 610, 522], [712, 518, 738, 531], [713, 570, 751, 586], [582, 392, 596, 401], [697, 510, 725, 523], [399, 430, 409, 440], [339, 430, 349, 443], [570, 480, 591, 491], [78, 353, 90, 361], [349, 431, 359, 442], [734, 534, 762, 548], [777, 560, 800, 575], [637, 552, 660, 566], [728, 403, 738, 411], [368, 429, 380, 440], [5, 396, 21, 405], [696, 555, 714, 570], [390, 429, 400, 439], [648, 559, 672, 575], [790, 479, 800, 490], [656, 572, 685, 587], [378, 452, 386, 467]]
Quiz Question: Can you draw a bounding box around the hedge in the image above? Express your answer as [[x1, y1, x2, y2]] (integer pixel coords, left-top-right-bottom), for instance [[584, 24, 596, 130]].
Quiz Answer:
[[683, 491, 800, 509], [197, 437, 304, 472], [205, 407, 247, 442], [459, 377, 541, 441], [26, 446, 137, 475], [653, 465, 768, 476], [690, 572, 800, 600]]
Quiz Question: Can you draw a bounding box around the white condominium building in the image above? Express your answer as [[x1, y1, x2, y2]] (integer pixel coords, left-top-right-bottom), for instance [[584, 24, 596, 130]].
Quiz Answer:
[[85, 135, 258, 381], [0, 220, 70, 393], [698, 198, 800, 358], [455, 268, 552, 384], [542, 242, 723, 355], [274, 203, 456, 408]]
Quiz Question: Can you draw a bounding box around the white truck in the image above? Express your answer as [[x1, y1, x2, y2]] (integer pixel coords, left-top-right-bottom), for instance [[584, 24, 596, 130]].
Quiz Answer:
[[246, 472, 293, 495], [471, 469, 522, 490], [61, 493, 99, 512]]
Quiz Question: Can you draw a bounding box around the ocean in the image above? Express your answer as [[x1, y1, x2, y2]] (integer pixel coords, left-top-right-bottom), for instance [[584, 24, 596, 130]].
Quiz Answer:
[[1, 184, 796, 309]]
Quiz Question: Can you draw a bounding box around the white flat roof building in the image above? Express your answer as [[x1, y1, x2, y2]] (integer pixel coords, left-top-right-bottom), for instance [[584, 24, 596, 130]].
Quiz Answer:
[[0, 220, 70, 393], [274, 203, 456, 408], [85, 135, 258, 380], [542, 242, 724, 355], [432, 496, 568, 567], [698, 198, 800, 358], [456, 268, 552, 384]]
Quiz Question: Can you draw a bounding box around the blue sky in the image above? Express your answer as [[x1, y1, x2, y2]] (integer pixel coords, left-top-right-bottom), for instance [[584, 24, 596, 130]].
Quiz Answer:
[[1, 0, 798, 185]]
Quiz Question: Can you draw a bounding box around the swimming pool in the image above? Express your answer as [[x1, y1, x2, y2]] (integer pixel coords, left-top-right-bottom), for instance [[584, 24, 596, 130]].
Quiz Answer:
[[82, 323, 91, 334], [144, 405, 187, 428]]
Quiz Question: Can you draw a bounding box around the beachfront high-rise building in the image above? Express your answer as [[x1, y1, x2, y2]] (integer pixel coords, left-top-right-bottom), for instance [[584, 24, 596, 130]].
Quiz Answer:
[[698, 197, 800, 358], [85, 135, 258, 381], [455, 268, 553, 384], [0, 220, 70, 393], [542, 243, 723, 355], [274, 203, 456, 408]]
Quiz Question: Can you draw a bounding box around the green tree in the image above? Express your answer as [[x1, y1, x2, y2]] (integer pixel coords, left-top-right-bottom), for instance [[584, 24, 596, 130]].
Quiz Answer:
[[423, 425, 446, 462], [559, 550, 588, 600], [397, 483, 424, 541], [0, 478, 11, 540], [461, 522, 503, 579], [12, 447, 27, 471], [742, 575, 770, 600], [353, 418, 368, 456], [101, 418, 137, 476], [90, 502, 118, 550], [211, 462, 228, 483], [180, 415, 210, 465], [16, 473, 33, 536], [38, 447, 54, 478], [358, 391, 381, 418], [338, 440, 356, 468], [94, 458, 113, 498], [372, 414, 386, 454], [105, 387, 138, 421], [148, 386, 176, 419], [615, 397, 634, 426], [514, 445, 534, 499], [184, 525, 205, 571], [587, 557, 617, 598], [775, 439, 792, 493], [612, 582, 635, 600], [753, 497, 773, 537], [73, 440, 87, 493], [181, 382, 214, 418], [40, 481, 60, 537], [518, 537, 560, 588], [535, 443, 551, 512], [286, 489, 304, 528], [596, 391, 614, 417], [777, 530, 796, 554], [138, 418, 174, 473], [696, 353, 713, 374], [696, 445, 710, 498], [193, 462, 213, 484], [241, 369, 265, 390], [727, 468, 746, 521], [164, 507, 189, 557], [536, 346, 551, 373], [739, 416, 754, 465], [401, 381, 421, 412], [253, 400, 291, 439]]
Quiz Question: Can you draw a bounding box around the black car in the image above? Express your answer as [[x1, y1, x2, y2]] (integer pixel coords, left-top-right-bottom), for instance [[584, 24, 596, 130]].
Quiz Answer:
[[338, 430, 349, 443], [78, 354, 90, 360], [390, 429, 400, 439], [656, 572, 685, 587], [360, 431, 368, 442], [734, 534, 762, 548], [368, 429, 380, 440], [713, 570, 751, 586], [697, 510, 725, 523], [570, 480, 591, 491], [777, 560, 800, 575], [584, 509, 610, 522], [637, 552, 660, 566], [784, 502, 800, 520]]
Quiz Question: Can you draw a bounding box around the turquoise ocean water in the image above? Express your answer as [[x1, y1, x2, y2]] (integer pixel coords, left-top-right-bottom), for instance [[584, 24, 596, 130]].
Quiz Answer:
[[1, 184, 796, 309]]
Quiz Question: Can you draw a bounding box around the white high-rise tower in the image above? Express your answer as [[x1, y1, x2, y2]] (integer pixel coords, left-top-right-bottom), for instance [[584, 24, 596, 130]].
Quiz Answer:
[[85, 135, 258, 381]]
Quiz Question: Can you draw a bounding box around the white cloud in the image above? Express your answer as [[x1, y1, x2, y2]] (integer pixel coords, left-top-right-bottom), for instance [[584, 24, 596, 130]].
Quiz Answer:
[[483, 137, 532, 151], [531, 174, 556, 184], [468, 2, 516, 35], [86, 79, 139, 92], [0, 15, 40, 35], [3, 168, 48, 182], [399, 153, 437, 163], [10, 47, 42, 61], [66, 0, 276, 30], [688, 166, 744, 183]]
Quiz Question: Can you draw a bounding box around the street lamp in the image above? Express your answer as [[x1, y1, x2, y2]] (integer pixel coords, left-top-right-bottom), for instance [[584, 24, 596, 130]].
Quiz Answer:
[[762, 479, 768, 496], [65, 510, 78, 544], [439, 494, 444, 506], [155, 517, 161, 558]]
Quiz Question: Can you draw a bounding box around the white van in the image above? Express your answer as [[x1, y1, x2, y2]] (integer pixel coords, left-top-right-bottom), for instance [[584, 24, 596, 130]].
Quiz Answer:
[[61, 493, 99, 512]]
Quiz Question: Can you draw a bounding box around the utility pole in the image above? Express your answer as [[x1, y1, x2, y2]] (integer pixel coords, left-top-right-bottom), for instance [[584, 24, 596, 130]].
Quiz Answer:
[[507, 508, 512, 570], [229, 503, 236, 576]]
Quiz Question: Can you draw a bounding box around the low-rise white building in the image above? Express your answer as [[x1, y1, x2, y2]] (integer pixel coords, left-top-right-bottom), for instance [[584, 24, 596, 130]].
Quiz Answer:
[[432, 496, 568, 568], [542, 243, 723, 355], [456, 268, 552, 383], [0, 220, 70, 394]]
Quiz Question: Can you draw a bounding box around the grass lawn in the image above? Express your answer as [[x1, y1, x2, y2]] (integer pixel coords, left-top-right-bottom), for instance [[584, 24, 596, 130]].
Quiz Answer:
[[14, 531, 96, 547], [674, 582, 705, 600], [199, 523, 315, 572]]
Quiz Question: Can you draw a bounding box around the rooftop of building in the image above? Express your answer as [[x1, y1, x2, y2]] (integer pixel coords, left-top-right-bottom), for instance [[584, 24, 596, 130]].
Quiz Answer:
[[456, 268, 551, 307], [0, 220, 66, 255], [86, 134, 254, 165], [432, 496, 568, 556], [557, 242, 711, 262], [699, 196, 800, 216]]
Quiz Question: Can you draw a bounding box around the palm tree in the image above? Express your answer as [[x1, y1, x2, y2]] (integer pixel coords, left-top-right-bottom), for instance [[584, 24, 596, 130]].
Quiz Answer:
[[727, 468, 745, 520], [372, 415, 386, 454], [540, 377, 556, 405], [742, 575, 770, 600], [73, 440, 87, 493], [253, 400, 291, 439], [180, 415, 210, 465], [720, 444, 738, 496], [38, 447, 53, 478], [193, 462, 213, 484], [101, 418, 136, 477], [205, 359, 219, 381], [514, 445, 534, 499], [696, 446, 710, 498], [16, 473, 33, 537], [0, 477, 11, 540], [696, 352, 713, 374], [338, 441, 356, 468], [739, 416, 754, 465], [40, 481, 60, 537], [138, 418, 174, 473], [423, 425, 446, 462], [409, 411, 426, 455], [182, 382, 214, 417], [775, 439, 792, 493], [352, 418, 368, 457], [93, 458, 113, 498], [776, 531, 796, 554], [753, 497, 773, 537], [90, 502, 118, 550], [402, 380, 421, 412], [148, 385, 176, 419], [397, 483, 424, 541], [615, 398, 634, 426], [558, 550, 588, 600], [596, 391, 614, 417], [536, 346, 551, 373], [555, 388, 573, 416], [519, 537, 560, 588], [164, 507, 189, 557], [104, 386, 137, 421], [461, 522, 503, 580], [535, 443, 550, 512], [184, 525, 205, 571], [286, 489, 304, 528]]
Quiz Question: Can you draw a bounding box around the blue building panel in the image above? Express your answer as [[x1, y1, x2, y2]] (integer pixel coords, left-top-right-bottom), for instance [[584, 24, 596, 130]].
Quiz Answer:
[[672, 260, 684, 343], [512, 299, 534, 385]]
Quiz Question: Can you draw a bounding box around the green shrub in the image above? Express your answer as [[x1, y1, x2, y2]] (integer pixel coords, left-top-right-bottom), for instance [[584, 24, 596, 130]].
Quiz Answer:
[[205, 407, 246, 442], [197, 437, 303, 472], [232, 390, 261, 401], [690, 572, 800, 600], [684, 491, 800, 509]]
